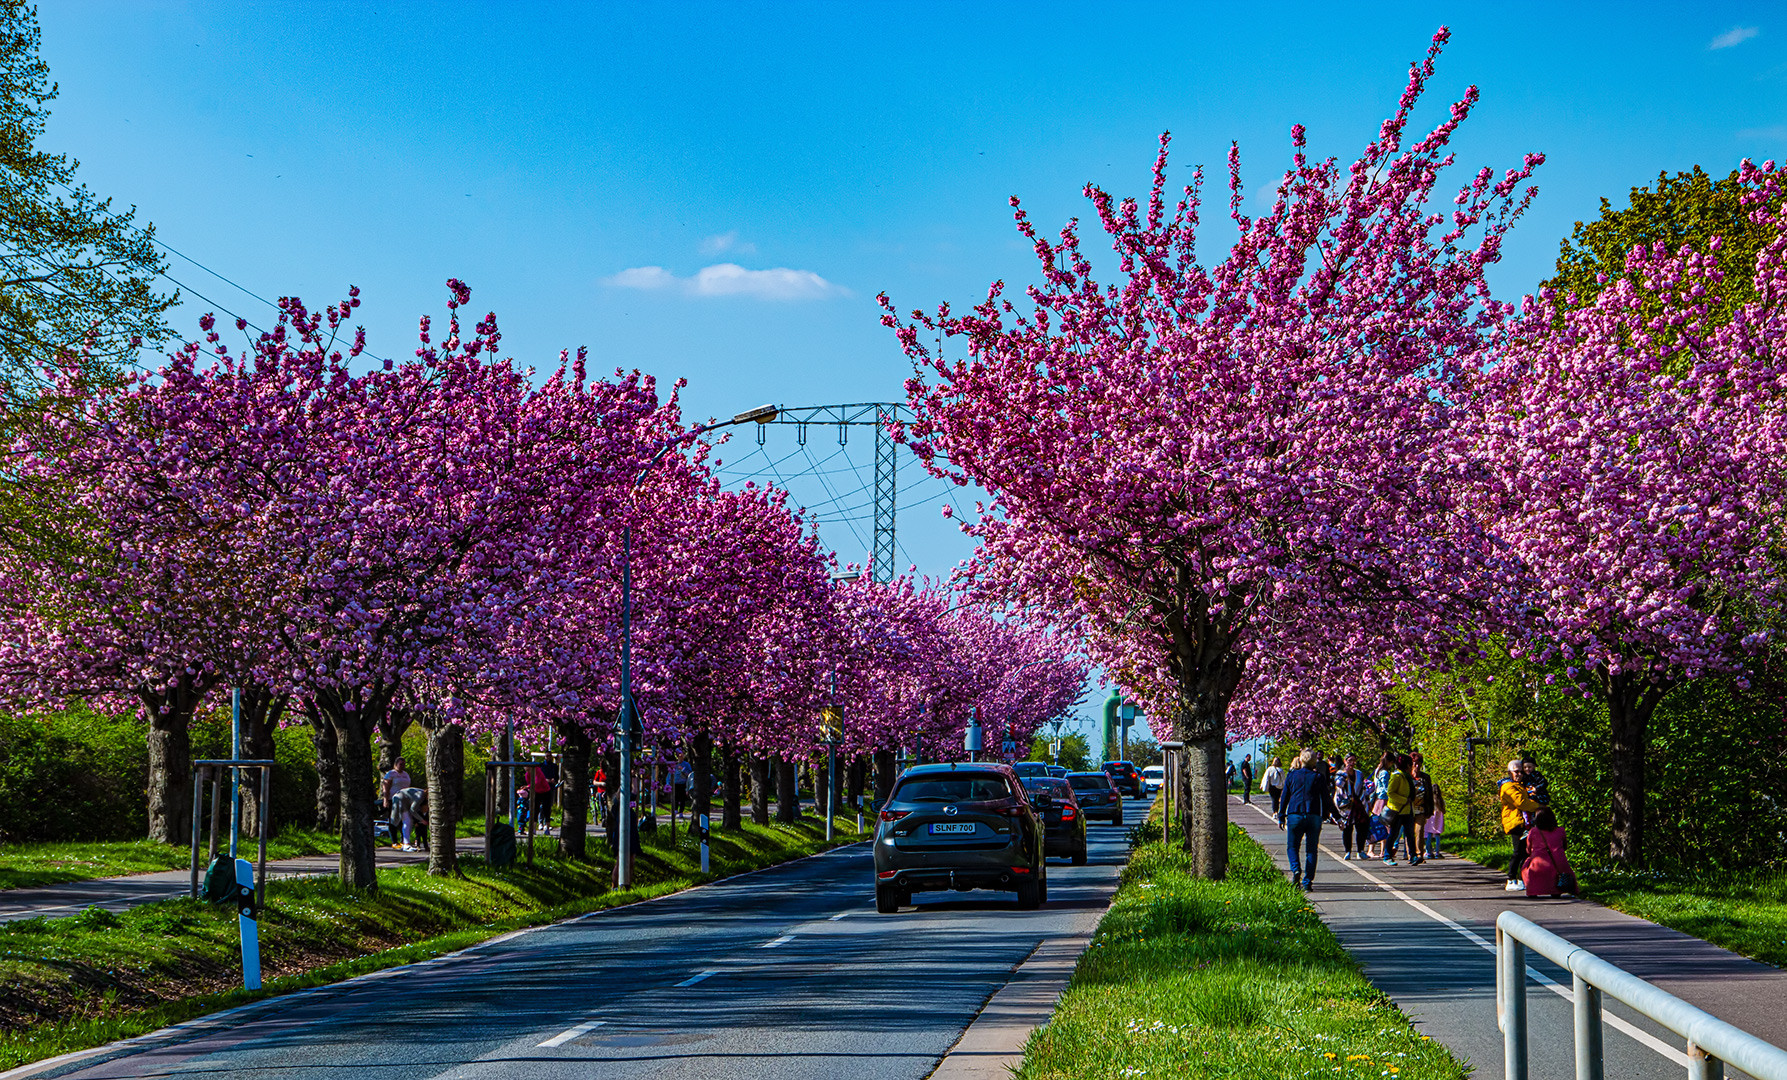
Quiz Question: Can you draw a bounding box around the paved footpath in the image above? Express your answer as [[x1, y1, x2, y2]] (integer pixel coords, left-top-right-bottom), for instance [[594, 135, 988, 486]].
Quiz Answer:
[[1230, 795, 1787, 1080], [0, 837, 487, 923]]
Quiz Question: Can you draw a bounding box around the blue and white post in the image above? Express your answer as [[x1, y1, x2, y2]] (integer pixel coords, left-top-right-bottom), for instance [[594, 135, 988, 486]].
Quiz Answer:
[[230, 688, 261, 990]]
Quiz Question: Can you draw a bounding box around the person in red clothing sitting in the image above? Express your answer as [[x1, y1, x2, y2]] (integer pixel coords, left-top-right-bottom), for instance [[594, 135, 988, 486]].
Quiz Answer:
[[1521, 807, 1574, 898]]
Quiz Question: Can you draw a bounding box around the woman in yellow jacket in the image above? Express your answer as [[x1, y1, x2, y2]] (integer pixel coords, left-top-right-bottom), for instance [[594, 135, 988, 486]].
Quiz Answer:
[[1499, 759, 1544, 892], [1382, 754, 1421, 866]]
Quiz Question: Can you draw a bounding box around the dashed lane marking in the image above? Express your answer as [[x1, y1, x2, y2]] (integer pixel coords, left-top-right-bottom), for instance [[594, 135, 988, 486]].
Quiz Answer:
[[538, 1020, 605, 1048]]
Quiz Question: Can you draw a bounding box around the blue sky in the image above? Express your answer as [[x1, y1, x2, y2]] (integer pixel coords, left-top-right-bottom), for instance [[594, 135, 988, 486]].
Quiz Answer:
[[36, 2, 1785, 750]]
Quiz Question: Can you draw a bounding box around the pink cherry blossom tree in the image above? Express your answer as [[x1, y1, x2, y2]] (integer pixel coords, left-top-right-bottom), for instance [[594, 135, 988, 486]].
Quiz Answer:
[[886, 30, 1541, 876]]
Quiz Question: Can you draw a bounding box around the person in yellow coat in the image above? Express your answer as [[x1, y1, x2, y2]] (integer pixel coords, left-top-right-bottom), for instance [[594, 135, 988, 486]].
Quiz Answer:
[[1499, 759, 1544, 892]]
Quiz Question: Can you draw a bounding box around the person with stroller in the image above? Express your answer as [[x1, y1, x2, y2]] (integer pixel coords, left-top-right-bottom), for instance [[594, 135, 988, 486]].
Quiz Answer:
[[389, 785, 427, 852]]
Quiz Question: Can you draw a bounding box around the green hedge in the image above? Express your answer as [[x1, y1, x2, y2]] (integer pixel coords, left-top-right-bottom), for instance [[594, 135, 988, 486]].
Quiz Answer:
[[0, 708, 322, 844]]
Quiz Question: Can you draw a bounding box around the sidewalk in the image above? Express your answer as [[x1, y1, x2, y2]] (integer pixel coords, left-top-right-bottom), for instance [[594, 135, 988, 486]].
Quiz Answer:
[[0, 836, 487, 924], [1230, 795, 1787, 1079]]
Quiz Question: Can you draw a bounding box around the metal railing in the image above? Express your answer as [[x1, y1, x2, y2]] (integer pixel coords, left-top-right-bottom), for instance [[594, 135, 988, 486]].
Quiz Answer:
[[1497, 909, 1787, 1080]]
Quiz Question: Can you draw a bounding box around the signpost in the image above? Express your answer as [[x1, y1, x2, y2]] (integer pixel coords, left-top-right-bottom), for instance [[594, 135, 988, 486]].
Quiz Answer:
[[821, 705, 842, 842], [964, 707, 983, 762]]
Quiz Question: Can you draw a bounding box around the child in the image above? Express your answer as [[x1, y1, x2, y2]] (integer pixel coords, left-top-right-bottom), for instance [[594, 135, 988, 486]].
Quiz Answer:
[[1423, 780, 1446, 859]]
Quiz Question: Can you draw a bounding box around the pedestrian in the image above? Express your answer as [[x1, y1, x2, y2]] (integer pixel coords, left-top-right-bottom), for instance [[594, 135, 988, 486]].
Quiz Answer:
[[382, 758, 411, 821], [1423, 777, 1447, 859], [1239, 754, 1254, 803], [1280, 747, 1336, 890], [537, 753, 560, 831], [1499, 758, 1544, 892], [1520, 757, 1551, 806], [1226, 759, 1237, 789], [524, 760, 554, 831], [1382, 753, 1420, 865], [1521, 808, 1574, 897], [1263, 757, 1286, 821], [1369, 752, 1394, 858], [1333, 753, 1369, 859], [1410, 751, 1435, 854], [389, 785, 427, 851]]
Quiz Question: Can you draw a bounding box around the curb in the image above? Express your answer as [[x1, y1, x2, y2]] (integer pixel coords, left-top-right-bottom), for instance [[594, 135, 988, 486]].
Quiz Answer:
[[928, 928, 1097, 1079], [0, 837, 870, 1080]]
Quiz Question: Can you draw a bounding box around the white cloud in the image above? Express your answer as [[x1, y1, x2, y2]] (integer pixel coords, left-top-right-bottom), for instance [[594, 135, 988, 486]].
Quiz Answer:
[[699, 230, 757, 256], [1711, 26, 1759, 49], [1738, 124, 1787, 140], [603, 262, 845, 301], [603, 266, 678, 290]]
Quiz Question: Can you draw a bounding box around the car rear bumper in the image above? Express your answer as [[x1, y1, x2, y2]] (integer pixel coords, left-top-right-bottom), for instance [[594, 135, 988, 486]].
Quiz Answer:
[[875, 840, 1032, 892]]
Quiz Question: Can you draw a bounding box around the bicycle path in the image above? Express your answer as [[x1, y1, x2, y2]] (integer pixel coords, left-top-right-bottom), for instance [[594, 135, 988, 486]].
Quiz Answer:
[[1229, 795, 1787, 1079]]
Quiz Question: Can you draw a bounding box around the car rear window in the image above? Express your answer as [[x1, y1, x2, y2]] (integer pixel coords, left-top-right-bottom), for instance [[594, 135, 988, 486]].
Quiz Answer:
[[1068, 774, 1113, 791], [1022, 778, 1072, 800], [894, 774, 1013, 802]]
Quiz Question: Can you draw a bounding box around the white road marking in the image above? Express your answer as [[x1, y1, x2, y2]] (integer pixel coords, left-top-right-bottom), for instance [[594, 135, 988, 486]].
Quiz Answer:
[[1242, 802, 1690, 1067], [829, 912, 850, 921], [538, 1020, 605, 1048], [761, 934, 794, 948], [674, 969, 717, 987]]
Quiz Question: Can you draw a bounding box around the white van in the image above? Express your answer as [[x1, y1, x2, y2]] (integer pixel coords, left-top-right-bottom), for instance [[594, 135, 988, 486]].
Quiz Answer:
[[1141, 764, 1165, 796]]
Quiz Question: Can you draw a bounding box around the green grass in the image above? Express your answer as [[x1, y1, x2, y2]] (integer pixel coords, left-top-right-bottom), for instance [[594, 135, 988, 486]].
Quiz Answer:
[[1018, 823, 1465, 1080], [1441, 826, 1787, 970], [0, 831, 348, 891], [0, 813, 862, 1070]]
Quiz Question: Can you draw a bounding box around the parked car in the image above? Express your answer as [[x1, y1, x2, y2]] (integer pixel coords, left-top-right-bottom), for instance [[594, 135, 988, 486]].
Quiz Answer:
[[1020, 776, 1088, 865], [1103, 760, 1144, 799], [873, 762, 1047, 913], [1066, 771, 1123, 825], [1011, 761, 1053, 780], [1141, 764, 1164, 796]]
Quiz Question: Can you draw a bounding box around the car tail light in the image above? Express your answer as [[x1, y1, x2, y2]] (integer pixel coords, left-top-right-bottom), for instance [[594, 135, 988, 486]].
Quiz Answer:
[[878, 809, 910, 822], [877, 870, 898, 879], [1061, 805, 1076, 820], [1011, 865, 1031, 874]]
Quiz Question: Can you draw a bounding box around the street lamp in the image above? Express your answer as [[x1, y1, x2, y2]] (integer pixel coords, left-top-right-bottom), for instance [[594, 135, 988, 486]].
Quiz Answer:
[[617, 403, 778, 889]]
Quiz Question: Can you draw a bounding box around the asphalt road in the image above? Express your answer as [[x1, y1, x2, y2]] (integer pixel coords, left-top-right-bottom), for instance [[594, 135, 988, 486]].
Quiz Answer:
[[18, 796, 1146, 1080]]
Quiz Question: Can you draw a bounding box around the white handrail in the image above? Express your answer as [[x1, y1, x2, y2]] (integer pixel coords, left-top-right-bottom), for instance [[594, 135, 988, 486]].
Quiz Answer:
[[1496, 909, 1787, 1080]]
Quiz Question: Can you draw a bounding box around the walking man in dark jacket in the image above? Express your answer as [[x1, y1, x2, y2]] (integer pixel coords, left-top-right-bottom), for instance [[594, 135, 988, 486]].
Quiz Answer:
[[1280, 748, 1337, 890]]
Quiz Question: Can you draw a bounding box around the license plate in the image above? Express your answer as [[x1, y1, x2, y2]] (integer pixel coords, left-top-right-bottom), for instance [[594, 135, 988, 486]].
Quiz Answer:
[[929, 822, 976, 835]]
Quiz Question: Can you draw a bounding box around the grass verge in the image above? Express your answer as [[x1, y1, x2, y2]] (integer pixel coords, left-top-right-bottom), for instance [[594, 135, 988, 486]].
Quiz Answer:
[[0, 814, 864, 1071], [1018, 822, 1465, 1080], [1440, 827, 1787, 971]]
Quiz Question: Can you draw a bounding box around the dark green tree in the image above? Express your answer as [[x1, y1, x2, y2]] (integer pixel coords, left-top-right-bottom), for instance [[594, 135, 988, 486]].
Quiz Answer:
[[1545, 165, 1769, 324], [0, 0, 174, 554], [1026, 731, 1091, 772]]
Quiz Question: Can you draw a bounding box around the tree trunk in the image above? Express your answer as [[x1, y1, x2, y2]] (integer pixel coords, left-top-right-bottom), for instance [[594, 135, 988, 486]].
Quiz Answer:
[[846, 755, 866, 810], [307, 702, 340, 832], [602, 748, 622, 853], [692, 732, 714, 827], [145, 705, 193, 845], [318, 688, 387, 891], [775, 755, 798, 823], [238, 688, 286, 842], [141, 678, 209, 844], [557, 721, 592, 860], [1182, 727, 1228, 880], [1607, 674, 1667, 866], [873, 750, 896, 810], [749, 755, 770, 825], [377, 708, 414, 774], [721, 742, 742, 830], [815, 753, 833, 821], [424, 720, 462, 875]]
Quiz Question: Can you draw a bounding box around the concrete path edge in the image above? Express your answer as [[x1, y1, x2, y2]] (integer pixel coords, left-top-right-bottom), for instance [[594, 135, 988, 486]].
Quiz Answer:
[[928, 928, 1096, 1079]]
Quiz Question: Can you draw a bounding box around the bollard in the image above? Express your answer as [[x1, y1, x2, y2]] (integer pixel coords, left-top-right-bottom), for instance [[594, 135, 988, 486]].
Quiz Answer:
[[1500, 930, 1528, 1080]]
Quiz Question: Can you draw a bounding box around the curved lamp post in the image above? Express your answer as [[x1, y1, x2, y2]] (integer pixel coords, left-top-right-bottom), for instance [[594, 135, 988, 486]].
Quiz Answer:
[[616, 403, 778, 889]]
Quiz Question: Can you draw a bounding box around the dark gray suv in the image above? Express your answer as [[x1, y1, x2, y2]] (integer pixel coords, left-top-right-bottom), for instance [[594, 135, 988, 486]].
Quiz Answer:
[[873, 762, 1045, 913]]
